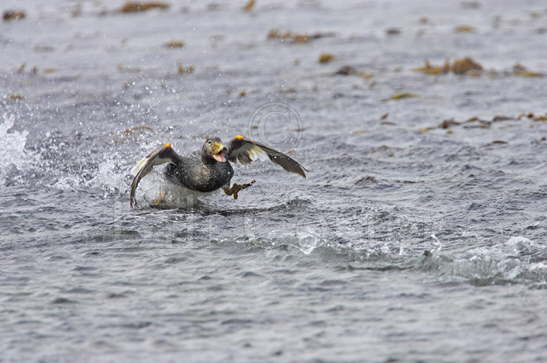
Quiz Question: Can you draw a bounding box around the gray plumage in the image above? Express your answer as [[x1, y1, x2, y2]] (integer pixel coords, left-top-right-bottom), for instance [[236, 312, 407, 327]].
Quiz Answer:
[[164, 153, 234, 192]]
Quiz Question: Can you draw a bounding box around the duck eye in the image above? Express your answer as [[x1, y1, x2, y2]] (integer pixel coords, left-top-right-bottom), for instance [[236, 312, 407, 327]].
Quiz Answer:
[[207, 140, 212, 144]]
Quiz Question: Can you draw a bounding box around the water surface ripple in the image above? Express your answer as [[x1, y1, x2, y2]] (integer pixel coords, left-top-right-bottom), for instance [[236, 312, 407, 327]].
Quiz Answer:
[[1, 1, 546, 362]]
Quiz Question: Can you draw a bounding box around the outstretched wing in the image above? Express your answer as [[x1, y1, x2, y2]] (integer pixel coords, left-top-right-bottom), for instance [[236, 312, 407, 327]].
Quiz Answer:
[[227, 136, 307, 178], [130, 143, 180, 207]]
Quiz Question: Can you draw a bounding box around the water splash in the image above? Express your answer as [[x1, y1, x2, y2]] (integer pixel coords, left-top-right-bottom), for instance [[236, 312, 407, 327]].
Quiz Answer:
[[86, 153, 129, 196], [426, 236, 547, 286], [0, 113, 36, 185], [49, 139, 132, 196], [293, 227, 322, 254]]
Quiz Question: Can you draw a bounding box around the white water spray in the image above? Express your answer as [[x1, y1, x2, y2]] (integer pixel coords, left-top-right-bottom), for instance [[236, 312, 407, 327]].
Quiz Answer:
[[0, 113, 35, 184]]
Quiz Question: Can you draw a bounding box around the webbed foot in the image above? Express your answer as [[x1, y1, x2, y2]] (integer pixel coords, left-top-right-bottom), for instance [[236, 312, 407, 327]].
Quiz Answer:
[[224, 179, 256, 200]]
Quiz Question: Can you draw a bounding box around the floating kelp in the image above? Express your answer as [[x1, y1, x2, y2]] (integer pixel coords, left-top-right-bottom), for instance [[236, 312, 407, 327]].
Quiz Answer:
[[6, 94, 24, 101], [385, 28, 401, 36], [429, 113, 547, 132], [3, 10, 26, 21], [119, 2, 170, 13], [512, 64, 544, 78], [267, 29, 334, 44], [318, 53, 334, 64], [384, 93, 418, 101], [414, 59, 544, 78], [412, 60, 450, 75], [164, 41, 185, 48], [413, 58, 482, 76], [439, 116, 500, 129], [335, 65, 356, 75], [15, 64, 41, 75], [177, 64, 194, 74], [242, 0, 255, 12], [492, 115, 512, 121], [334, 65, 373, 79], [518, 113, 547, 121], [438, 119, 461, 129], [454, 25, 475, 32], [451, 57, 483, 75]]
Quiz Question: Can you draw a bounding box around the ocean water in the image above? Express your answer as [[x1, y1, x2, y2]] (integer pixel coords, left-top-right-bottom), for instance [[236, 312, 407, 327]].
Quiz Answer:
[[1, 1, 546, 362]]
